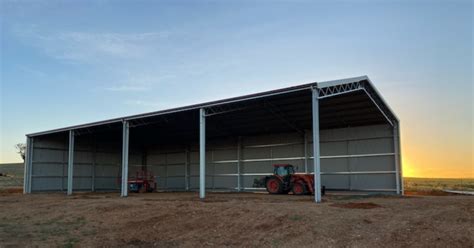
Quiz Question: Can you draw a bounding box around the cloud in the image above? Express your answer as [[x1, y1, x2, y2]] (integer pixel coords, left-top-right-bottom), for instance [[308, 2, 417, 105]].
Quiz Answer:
[[14, 26, 169, 63], [105, 85, 150, 92], [102, 73, 175, 92]]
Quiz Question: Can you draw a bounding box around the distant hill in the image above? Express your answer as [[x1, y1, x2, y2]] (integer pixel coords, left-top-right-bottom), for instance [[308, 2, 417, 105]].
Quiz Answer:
[[0, 163, 24, 188]]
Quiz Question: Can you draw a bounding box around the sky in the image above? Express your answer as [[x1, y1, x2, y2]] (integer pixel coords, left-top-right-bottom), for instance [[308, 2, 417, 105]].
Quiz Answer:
[[0, 0, 472, 178]]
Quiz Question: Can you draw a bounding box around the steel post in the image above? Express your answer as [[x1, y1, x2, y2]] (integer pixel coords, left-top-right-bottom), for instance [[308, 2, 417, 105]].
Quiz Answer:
[[199, 108, 206, 199], [311, 88, 322, 203], [394, 121, 403, 194], [28, 138, 34, 193], [121, 121, 130, 197], [398, 123, 404, 195], [23, 137, 31, 194], [67, 130, 75, 195]]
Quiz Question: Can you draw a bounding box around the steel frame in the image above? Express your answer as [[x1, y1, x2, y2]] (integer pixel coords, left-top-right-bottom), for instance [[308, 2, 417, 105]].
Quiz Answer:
[[398, 123, 404, 195], [121, 121, 130, 197], [317, 81, 362, 99], [28, 138, 34, 193], [312, 87, 322, 203], [67, 130, 75, 195], [26, 76, 399, 139], [199, 108, 206, 199], [23, 138, 29, 194], [23, 137, 33, 194], [26, 83, 314, 137], [317, 80, 394, 127], [25, 76, 402, 198], [394, 121, 403, 194]]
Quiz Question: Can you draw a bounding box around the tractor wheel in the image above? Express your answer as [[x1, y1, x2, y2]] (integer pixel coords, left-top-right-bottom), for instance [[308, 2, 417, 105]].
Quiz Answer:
[[292, 182, 307, 195], [266, 177, 283, 194]]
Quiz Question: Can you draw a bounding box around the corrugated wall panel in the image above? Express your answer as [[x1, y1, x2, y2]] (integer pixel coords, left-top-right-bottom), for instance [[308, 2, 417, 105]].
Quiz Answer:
[[214, 163, 238, 174], [321, 175, 350, 189], [31, 124, 397, 193], [350, 174, 395, 190], [31, 135, 67, 192], [349, 156, 395, 171], [32, 177, 63, 191], [348, 138, 394, 154]]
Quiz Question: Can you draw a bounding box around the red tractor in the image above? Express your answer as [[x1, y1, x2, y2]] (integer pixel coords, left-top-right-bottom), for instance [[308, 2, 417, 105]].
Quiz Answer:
[[253, 164, 325, 196]]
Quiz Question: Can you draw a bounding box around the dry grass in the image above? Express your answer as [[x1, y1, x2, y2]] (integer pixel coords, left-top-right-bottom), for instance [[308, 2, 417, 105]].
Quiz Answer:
[[404, 177, 474, 191], [0, 163, 23, 189]]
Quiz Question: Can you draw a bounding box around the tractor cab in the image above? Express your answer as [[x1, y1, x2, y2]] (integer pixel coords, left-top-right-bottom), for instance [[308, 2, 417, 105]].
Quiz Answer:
[[273, 164, 295, 177]]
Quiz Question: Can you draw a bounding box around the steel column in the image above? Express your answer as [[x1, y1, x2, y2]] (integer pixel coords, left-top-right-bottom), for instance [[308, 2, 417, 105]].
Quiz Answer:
[[27, 138, 33, 193], [121, 121, 130, 197], [311, 88, 322, 203], [398, 123, 404, 195], [67, 130, 75, 195], [23, 137, 32, 194], [199, 108, 206, 199], [394, 121, 402, 195], [23, 138, 28, 194]]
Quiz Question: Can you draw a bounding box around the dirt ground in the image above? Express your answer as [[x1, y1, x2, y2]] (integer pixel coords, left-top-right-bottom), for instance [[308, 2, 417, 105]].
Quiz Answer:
[[0, 191, 472, 248]]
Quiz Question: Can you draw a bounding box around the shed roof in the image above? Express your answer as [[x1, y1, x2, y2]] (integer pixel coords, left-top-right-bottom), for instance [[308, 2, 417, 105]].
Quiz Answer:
[[27, 75, 398, 139]]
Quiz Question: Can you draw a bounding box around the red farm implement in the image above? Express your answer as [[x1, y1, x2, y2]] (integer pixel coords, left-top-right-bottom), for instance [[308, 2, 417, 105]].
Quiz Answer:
[[127, 170, 157, 193]]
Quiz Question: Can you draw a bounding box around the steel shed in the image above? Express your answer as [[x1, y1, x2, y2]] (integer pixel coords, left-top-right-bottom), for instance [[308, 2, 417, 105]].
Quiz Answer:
[[23, 75, 403, 202]]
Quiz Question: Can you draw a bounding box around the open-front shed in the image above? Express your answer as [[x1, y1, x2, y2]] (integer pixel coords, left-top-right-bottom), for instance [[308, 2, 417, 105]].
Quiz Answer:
[[23, 76, 402, 202]]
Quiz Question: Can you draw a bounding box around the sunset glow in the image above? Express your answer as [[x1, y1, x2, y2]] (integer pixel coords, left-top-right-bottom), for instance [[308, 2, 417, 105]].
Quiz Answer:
[[1, 1, 472, 179]]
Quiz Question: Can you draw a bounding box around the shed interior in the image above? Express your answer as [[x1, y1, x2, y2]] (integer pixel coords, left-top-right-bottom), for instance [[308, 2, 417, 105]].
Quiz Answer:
[[26, 77, 402, 195]]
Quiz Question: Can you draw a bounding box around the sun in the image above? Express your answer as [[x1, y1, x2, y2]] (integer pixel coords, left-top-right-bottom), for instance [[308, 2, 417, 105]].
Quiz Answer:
[[402, 157, 417, 178]]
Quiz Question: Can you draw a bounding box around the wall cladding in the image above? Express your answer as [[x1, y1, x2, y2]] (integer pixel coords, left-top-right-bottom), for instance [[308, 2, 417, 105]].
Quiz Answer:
[[31, 134, 123, 192], [31, 124, 398, 193], [144, 124, 397, 192], [31, 135, 67, 192]]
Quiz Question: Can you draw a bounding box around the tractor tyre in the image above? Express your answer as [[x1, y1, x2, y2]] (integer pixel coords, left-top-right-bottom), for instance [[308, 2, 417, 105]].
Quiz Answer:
[[266, 177, 283, 194], [292, 182, 307, 195]]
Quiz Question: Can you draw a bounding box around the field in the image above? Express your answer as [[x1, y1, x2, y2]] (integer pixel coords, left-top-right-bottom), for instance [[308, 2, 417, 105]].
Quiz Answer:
[[0, 163, 23, 189], [1, 163, 473, 247], [0, 192, 472, 247], [2, 163, 473, 193], [404, 177, 474, 193]]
